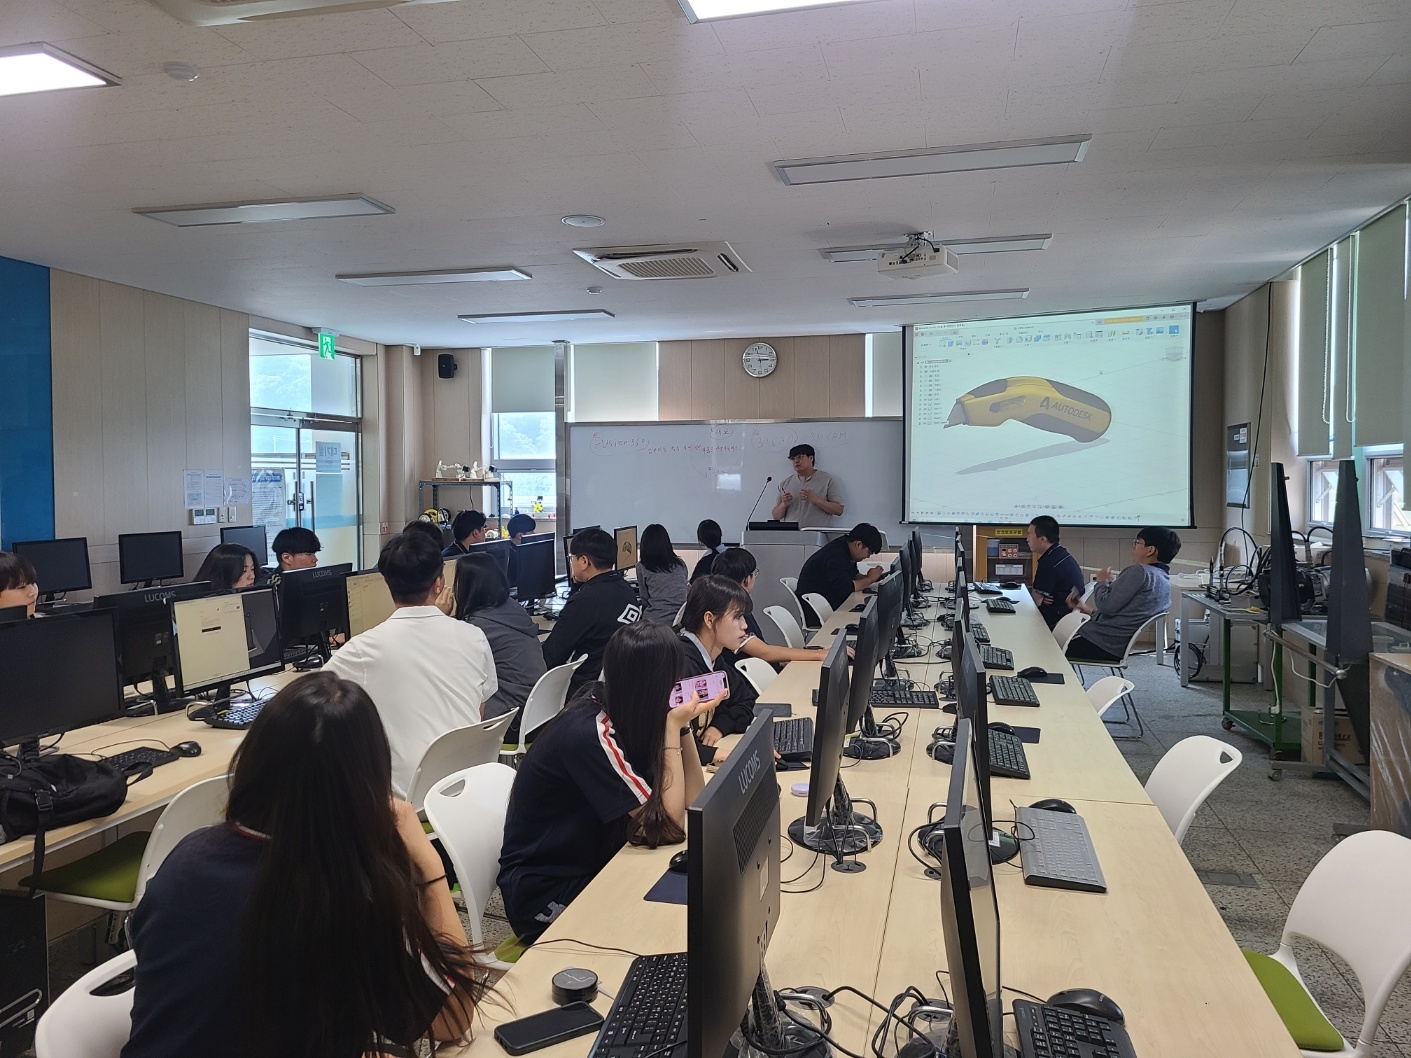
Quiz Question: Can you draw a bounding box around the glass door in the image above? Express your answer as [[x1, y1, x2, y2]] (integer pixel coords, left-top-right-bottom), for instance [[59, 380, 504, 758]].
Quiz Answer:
[[251, 415, 362, 569]]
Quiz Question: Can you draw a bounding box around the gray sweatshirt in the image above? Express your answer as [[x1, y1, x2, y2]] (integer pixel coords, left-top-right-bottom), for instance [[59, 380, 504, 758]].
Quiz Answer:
[[1074, 563, 1171, 659], [636, 561, 688, 625], [463, 599, 548, 719]]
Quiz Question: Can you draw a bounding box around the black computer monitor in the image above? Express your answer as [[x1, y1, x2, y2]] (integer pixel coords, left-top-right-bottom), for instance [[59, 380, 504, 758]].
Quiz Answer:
[[954, 633, 1018, 864], [117, 531, 185, 585], [0, 606, 25, 624], [222, 525, 270, 566], [787, 632, 879, 865], [468, 538, 513, 580], [842, 598, 897, 761], [954, 528, 970, 582], [172, 586, 283, 699], [276, 563, 352, 663], [13, 537, 91, 598], [0, 609, 123, 755], [687, 715, 787, 1058], [936, 718, 1005, 1058], [875, 569, 907, 659], [94, 582, 212, 712], [910, 529, 927, 591], [515, 536, 557, 609]]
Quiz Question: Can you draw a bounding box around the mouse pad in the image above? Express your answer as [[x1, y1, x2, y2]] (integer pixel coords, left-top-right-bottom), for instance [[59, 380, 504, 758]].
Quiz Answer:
[[1010, 726, 1041, 744], [644, 869, 687, 905], [1028, 673, 1065, 685]]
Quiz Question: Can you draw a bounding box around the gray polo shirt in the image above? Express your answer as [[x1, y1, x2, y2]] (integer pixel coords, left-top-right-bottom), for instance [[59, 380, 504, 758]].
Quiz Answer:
[[776, 469, 842, 527]]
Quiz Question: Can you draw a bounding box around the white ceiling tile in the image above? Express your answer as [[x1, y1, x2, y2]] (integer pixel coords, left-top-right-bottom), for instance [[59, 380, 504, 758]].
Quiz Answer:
[[349, 38, 549, 86], [1296, 19, 1411, 64], [0, 0, 111, 47], [390, 0, 606, 43], [1150, 118, 1323, 151], [709, 0, 915, 54], [641, 43, 827, 93], [587, 87, 754, 127], [439, 104, 603, 139], [214, 10, 426, 62], [592, 0, 685, 23], [1366, 51, 1411, 84], [1122, 0, 1239, 46], [325, 79, 505, 122], [821, 24, 1018, 81], [475, 65, 661, 108], [520, 19, 720, 72], [747, 69, 916, 116], [1178, 56, 1389, 98]]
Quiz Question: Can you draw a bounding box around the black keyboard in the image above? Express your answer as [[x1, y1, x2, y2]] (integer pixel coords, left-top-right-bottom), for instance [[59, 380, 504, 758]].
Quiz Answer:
[[969, 621, 989, 643], [974, 582, 1003, 595], [1014, 999, 1138, 1058], [989, 729, 1030, 779], [102, 746, 178, 773], [773, 717, 814, 761], [205, 701, 266, 730], [591, 952, 688, 1058], [981, 645, 1014, 670], [1014, 807, 1106, 892], [985, 597, 1016, 614], [870, 688, 940, 708], [990, 675, 1040, 707]]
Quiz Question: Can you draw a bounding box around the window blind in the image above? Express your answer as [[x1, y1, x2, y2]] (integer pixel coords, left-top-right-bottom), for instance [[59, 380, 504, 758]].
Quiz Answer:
[[1295, 250, 1332, 457], [570, 343, 658, 422], [490, 346, 555, 413], [1352, 204, 1409, 447]]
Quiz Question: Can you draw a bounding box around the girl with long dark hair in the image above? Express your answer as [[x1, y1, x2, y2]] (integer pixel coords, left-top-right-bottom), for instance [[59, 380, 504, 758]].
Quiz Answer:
[[677, 574, 760, 752], [497, 620, 719, 943], [123, 673, 488, 1058], [192, 543, 257, 591], [454, 552, 547, 731], [635, 522, 688, 625]]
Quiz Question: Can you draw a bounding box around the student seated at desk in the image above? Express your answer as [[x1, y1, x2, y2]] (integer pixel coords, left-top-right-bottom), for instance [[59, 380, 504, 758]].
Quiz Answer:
[[711, 547, 832, 666], [676, 575, 759, 751], [542, 528, 641, 699], [454, 552, 546, 734], [636, 522, 688, 625], [192, 543, 257, 592], [796, 522, 885, 622], [1065, 526, 1180, 663], [505, 513, 537, 584], [123, 672, 487, 1058], [325, 532, 497, 798], [442, 509, 488, 557], [0, 552, 40, 617], [690, 518, 728, 582], [1026, 515, 1085, 630], [498, 621, 717, 943], [265, 526, 321, 587], [403, 517, 446, 549]]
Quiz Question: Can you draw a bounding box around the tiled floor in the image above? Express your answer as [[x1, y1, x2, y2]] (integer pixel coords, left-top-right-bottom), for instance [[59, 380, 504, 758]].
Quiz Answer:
[[40, 654, 1411, 1056], [1107, 652, 1411, 1057]]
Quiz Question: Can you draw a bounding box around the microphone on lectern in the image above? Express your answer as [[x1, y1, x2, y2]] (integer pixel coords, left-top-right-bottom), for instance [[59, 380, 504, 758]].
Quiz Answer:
[[743, 476, 774, 537]]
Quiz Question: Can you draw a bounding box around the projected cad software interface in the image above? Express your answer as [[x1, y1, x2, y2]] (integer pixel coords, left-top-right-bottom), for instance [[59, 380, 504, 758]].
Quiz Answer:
[[906, 304, 1194, 527]]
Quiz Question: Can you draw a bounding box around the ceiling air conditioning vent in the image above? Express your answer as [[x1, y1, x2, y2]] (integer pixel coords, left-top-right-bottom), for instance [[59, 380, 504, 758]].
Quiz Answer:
[[147, 0, 409, 27], [572, 242, 750, 281]]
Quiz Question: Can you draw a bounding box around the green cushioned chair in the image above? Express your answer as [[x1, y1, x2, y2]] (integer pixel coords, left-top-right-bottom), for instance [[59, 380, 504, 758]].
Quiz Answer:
[[493, 934, 528, 966], [1242, 830, 1411, 1058], [24, 776, 227, 914]]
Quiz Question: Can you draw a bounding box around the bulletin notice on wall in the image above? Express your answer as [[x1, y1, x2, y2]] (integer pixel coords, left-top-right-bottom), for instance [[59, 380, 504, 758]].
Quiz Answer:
[[252, 469, 286, 553]]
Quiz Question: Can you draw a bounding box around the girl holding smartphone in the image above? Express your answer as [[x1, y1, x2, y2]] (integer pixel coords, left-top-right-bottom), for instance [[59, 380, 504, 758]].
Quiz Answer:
[[497, 621, 720, 944], [676, 575, 760, 752]]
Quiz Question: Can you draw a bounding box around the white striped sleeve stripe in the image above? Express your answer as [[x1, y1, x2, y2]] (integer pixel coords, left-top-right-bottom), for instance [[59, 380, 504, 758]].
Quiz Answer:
[[596, 711, 652, 805]]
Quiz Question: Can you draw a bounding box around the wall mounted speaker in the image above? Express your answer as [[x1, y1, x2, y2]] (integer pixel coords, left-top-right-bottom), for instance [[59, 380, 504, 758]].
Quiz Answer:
[[438, 353, 457, 379]]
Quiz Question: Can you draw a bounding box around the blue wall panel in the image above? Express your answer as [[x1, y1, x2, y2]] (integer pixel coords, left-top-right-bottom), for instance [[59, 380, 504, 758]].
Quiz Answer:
[[0, 256, 54, 550]]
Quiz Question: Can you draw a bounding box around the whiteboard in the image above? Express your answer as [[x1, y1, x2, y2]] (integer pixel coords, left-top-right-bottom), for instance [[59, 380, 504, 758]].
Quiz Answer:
[[566, 419, 909, 546]]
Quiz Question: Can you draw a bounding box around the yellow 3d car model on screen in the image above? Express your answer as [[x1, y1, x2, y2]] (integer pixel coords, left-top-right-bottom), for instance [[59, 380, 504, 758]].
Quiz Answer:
[[944, 377, 1112, 443]]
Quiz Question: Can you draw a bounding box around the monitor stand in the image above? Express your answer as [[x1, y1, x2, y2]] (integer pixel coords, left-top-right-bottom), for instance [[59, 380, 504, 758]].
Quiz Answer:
[[787, 776, 881, 870], [291, 635, 331, 670], [731, 969, 829, 1058], [988, 827, 1020, 865], [126, 671, 195, 716], [843, 708, 900, 760]]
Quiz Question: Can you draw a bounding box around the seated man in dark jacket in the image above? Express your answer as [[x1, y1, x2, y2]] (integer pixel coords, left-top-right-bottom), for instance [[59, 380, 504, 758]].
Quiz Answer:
[[1026, 515, 1086, 630], [796, 523, 885, 623], [542, 528, 642, 697], [676, 575, 759, 758]]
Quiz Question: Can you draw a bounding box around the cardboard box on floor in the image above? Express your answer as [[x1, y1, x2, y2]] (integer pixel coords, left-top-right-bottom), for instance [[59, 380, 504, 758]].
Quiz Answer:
[[1301, 707, 1367, 766]]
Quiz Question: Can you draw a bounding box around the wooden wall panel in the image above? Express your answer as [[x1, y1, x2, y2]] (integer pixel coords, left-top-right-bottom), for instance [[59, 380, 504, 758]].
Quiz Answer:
[[723, 341, 760, 420], [793, 335, 832, 415], [49, 272, 103, 545], [757, 337, 796, 419], [689, 340, 727, 419], [828, 334, 865, 417], [99, 281, 148, 552], [657, 341, 692, 419], [143, 292, 187, 534]]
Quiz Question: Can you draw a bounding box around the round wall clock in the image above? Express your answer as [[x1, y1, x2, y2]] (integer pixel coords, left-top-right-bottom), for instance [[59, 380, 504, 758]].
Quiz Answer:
[[743, 342, 778, 378]]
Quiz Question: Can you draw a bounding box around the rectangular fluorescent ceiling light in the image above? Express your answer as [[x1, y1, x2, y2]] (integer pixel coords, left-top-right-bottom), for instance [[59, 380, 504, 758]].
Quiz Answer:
[[0, 43, 120, 97], [678, 0, 875, 20], [337, 267, 530, 286], [822, 234, 1053, 262], [459, 310, 615, 324], [775, 136, 1090, 185], [134, 194, 393, 227], [850, 290, 1029, 308]]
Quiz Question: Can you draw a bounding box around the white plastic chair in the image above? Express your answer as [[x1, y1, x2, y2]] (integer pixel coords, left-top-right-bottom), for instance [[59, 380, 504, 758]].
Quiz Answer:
[[423, 763, 518, 970], [35, 948, 136, 1058], [408, 709, 518, 811], [763, 605, 806, 649], [778, 577, 807, 629], [672, 601, 687, 627], [735, 656, 778, 695], [1052, 610, 1091, 651], [1085, 676, 1135, 719], [801, 592, 833, 628], [1071, 611, 1168, 737], [503, 656, 586, 757], [29, 776, 227, 913], [1249, 829, 1411, 1058], [780, 576, 798, 593], [1143, 735, 1242, 844]]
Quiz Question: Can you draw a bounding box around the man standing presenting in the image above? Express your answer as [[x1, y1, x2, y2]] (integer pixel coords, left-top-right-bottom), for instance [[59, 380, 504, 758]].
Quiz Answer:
[[1026, 516, 1086, 630], [771, 444, 845, 527]]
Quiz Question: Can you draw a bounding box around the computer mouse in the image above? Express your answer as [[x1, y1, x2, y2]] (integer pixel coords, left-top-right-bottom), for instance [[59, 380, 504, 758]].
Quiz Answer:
[[987, 722, 1015, 735], [668, 851, 689, 874], [1046, 988, 1124, 1025], [1029, 798, 1076, 814], [944, 377, 1112, 443], [1018, 666, 1048, 680], [928, 741, 955, 764], [172, 741, 202, 757], [1000, 581, 1022, 591]]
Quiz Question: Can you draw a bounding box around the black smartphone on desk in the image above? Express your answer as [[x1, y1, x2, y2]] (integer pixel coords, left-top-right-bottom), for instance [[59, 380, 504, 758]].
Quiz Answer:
[[493, 1003, 604, 1055]]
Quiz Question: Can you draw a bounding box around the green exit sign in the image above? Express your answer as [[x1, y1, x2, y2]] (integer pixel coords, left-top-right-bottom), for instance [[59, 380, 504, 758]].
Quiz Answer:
[[318, 331, 337, 359]]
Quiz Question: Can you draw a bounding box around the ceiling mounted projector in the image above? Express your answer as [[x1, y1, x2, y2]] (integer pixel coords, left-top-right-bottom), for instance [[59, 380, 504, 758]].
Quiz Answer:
[[878, 233, 959, 280]]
